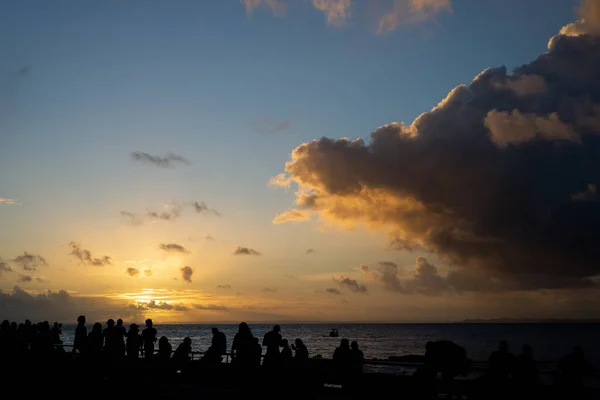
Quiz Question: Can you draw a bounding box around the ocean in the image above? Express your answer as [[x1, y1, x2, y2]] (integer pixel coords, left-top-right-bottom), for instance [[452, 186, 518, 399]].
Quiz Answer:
[[57, 323, 600, 367]]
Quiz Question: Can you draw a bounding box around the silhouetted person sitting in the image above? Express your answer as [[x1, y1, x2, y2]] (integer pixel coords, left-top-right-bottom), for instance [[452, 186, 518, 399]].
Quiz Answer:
[[488, 340, 515, 383], [158, 336, 172, 362], [141, 319, 157, 360], [281, 338, 293, 367], [87, 322, 104, 359], [74, 315, 87, 355], [173, 337, 192, 365], [203, 327, 226, 364], [333, 338, 352, 385], [253, 337, 262, 367], [557, 345, 594, 388], [262, 324, 283, 368], [424, 340, 468, 380], [511, 344, 539, 391], [231, 322, 255, 369], [292, 338, 309, 367], [126, 323, 141, 361]]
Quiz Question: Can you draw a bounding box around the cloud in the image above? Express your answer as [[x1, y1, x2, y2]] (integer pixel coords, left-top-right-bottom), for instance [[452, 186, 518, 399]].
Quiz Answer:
[[134, 299, 189, 311], [306, 248, 316, 254], [254, 117, 292, 135], [217, 284, 232, 289], [0, 286, 146, 323], [377, 0, 452, 34], [333, 276, 367, 293], [0, 198, 18, 205], [269, 173, 293, 188], [120, 211, 144, 226], [191, 201, 221, 216], [325, 287, 342, 295], [0, 260, 13, 275], [273, 209, 310, 224], [233, 246, 262, 256], [193, 303, 228, 311], [35, 277, 46, 283], [68, 242, 111, 266], [312, 0, 352, 27], [11, 252, 47, 271], [19, 66, 30, 76], [131, 151, 190, 167], [180, 266, 194, 283], [205, 235, 215, 241], [363, 257, 450, 295], [159, 243, 190, 253], [553, 0, 600, 41], [125, 267, 140, 277], [262, 287, 278, 293], [241, 0, 286, 17], [274, 8, 600, 292], [18, 275, 32, 283]]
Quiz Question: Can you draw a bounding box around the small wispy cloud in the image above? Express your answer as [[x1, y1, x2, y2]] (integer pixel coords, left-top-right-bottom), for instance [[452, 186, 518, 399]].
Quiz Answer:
[[193, 304, 228, 311], [241, 0, 286, 17], [181, 266, 194, 283], [217, 284, 232, 289], [131, 151, 190, 168], [233, 246, 262, 256], [205, 235, 215, 241], [268, 173, 292, 188], [254, 117, 292, 135], [19, 66, 31, 76], [273, 209, 310, 224], [159, 243, 190, 253], [312, 0, 352, 27], [126, 267, 140, 277], [11, 252, 47, 271], [0, 260, 13, 275], [18, 275, 33, 283], [68, 242, 111, 266], [377, 0, 452, 35], [0, 198, 19, 205], [325, 287, 342, 295], [192, 201, 221, 216], [306, 248, 316, 254], [262, 287, 278, 293]]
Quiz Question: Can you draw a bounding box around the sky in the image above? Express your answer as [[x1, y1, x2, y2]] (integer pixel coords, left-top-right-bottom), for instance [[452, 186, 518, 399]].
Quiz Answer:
[[2, 0, 600, 324]]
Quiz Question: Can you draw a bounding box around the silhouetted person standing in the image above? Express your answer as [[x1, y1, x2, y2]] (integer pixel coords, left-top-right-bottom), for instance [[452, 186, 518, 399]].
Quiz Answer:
[[262, 324, 283, 368], [115, 319, 126, 359], [488, 340, 515, 382], [74, 315, 87, 355], [141, 319, 157, 359], [126, 323, 141, 361], [231, 322, 254, 369], [333, 338, 352, 387], [87, 322, 104, 359], [103, 319, 116, 360], [511, 344, 539, 398]]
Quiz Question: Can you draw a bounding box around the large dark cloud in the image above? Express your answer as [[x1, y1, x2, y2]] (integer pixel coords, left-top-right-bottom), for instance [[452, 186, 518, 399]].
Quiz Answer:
[[362, 258, 451, 295], [12, 252, 47, 271], [131, 151, 190, 167], [274, 4, 600, 292], [68, 242, 111, 266]]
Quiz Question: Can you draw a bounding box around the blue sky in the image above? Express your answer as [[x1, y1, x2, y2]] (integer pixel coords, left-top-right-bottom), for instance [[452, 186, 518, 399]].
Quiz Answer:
[[0, 0, 590, 322]]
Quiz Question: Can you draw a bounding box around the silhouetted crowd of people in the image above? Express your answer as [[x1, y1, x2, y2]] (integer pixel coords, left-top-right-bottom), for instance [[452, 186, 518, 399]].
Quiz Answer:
[[1, 316, 597, 399]]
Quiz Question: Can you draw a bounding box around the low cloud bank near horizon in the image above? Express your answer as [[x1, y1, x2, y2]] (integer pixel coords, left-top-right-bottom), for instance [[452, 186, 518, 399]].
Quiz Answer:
[[273, 0, 600, 293]]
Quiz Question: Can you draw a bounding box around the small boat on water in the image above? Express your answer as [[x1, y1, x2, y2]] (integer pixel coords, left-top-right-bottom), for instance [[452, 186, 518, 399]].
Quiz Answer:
[[329, 328, 339, 337]]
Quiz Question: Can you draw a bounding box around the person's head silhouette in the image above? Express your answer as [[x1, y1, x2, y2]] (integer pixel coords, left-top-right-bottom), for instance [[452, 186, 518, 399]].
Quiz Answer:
[[106, 319, 115, 328], [212, 327, 218, 335], [145, 319, 153, 328], [351, 341, 359, 350], [341, 338, 349, 348], [117, 318, 123, 326], [273, 325, 281, 333]]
